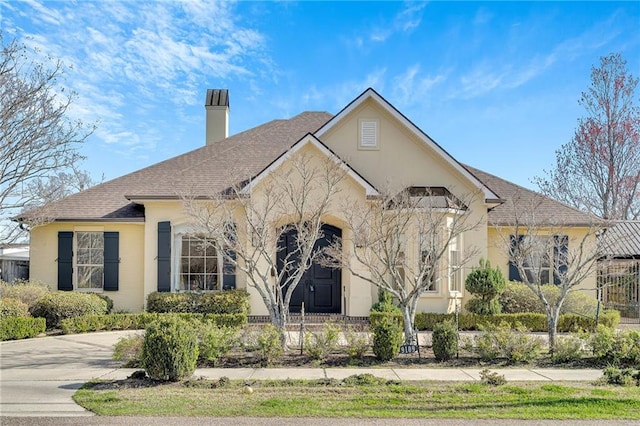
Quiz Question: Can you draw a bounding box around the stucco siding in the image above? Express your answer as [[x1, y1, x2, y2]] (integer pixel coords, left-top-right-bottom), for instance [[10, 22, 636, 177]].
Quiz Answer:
[[29, 222, 145, 312]]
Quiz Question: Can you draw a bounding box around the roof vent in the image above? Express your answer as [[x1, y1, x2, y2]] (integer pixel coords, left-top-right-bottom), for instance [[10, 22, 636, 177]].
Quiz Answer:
[[205, 89, 229, 145]]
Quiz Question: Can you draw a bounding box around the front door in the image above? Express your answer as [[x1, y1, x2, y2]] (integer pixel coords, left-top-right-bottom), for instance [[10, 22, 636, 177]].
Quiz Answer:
[[277, 224, 341, 314]]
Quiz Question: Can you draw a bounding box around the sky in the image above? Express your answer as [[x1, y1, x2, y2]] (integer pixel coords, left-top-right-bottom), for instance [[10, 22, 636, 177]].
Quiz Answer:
[[2, 0, 639, 190]]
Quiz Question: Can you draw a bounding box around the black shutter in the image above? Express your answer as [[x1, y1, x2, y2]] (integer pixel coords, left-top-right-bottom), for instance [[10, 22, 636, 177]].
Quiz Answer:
[[553, 235, 568, 285], [508, 235, 522, 282], [222, 223, 237, 290], [157, 221, 172, 292], [57, 231, 74, 291], [104, 232, 119, 291]]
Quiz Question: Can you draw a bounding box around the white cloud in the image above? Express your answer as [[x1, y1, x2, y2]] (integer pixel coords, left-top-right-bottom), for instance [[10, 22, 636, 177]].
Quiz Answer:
[[392, 65, 447, 108], [4, 0, 271, 161], [370, 1, 427, 43]]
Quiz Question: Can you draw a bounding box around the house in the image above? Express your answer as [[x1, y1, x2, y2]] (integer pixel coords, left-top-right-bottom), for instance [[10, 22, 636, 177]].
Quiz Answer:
[[0, 244, 29, 283], [20, 88, 599, 315], [598, 221, 640, 322]]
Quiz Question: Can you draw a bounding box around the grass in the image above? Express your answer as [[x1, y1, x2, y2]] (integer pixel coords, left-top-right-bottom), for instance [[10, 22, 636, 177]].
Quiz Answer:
[[73, 377, 640, 419]]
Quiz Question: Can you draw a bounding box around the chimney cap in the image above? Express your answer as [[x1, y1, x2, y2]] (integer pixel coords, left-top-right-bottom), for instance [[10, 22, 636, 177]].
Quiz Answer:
[[205, 89, 229, 107]]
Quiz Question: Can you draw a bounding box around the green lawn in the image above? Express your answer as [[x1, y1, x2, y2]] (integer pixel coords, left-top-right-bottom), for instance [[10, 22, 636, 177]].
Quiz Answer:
[[74, 378, 640, 419]]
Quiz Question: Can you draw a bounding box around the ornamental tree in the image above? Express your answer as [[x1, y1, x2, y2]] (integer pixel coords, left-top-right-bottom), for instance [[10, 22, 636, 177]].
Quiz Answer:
[[535, 53, 640, 220]]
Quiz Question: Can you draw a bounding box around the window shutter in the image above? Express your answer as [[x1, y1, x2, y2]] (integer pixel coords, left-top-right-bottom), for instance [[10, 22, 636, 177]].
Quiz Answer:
[[104, 232, 119, 291], [360, 120, 378, 147], [57, 232, 74, 291], [508, 235, 522, 282], [553, 235, 568, 285], [222, 223, 237, 290], [157, 221, 171, 292]]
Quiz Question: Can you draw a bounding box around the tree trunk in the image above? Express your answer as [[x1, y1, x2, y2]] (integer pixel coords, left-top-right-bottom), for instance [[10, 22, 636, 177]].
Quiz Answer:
[[401, 299, 417, 345], [547, 310, 560, 354]]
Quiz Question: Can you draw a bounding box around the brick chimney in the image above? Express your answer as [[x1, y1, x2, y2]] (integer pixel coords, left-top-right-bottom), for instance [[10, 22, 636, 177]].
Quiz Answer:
[[205, 89, 229, 145]]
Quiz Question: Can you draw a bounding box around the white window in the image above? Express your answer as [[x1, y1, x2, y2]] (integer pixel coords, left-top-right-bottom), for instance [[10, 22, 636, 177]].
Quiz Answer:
[[178, 235, 220, 291], [449, 246, 462, 293], [418, 231, 437, 292], [359, 119, 379, 149], [522, 236, 552, 284], [76, 232, 104, 290]]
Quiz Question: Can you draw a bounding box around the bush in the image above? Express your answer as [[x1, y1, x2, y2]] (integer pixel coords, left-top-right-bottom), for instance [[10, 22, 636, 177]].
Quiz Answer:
[[432, 320, 458, 361], [142, 317, 199, 381], [345, 325, 370, 360], [146, 290, 250, 314], [305, 321, 340, 361], [601, 366, 639, 387], [0, 298, 29, 318], [465, 259, 506, 315], [551, 335, 586, 364], [480, 368, 507, 386], [0, 316, 46, 340], [31, 292, 108, 329], [390, 310, 619, 333], [0, 280, 50, 311], [589, 326, 640, 367], [96, 294, 114, 314], [499, 282, 598, 316], [256, 324, 283, 365], [197, 323, 238, 366], [370, 289, 401, 314], [60, 312, 247, 334], [467, 321, 543, 364], [199, 290, 250, 314], [113, 334, 144, 366], [372, 316, 403, 362]]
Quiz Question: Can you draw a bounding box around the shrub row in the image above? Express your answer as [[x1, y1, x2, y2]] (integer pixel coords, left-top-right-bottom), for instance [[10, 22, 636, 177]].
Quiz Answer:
[[146, 290, 250, 314], [0, 317, 46, 341], [369, 309, 620, 332], [499, 282, 599, 316], [60, 312, 247, 334]]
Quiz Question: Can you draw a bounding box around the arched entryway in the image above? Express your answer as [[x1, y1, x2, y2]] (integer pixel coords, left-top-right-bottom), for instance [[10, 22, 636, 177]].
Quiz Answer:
[[277, 224, 342, 314]]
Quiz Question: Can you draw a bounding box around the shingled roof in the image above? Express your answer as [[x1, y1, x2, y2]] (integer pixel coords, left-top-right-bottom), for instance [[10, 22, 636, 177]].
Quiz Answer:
[[19, 106, 601, 228], [464, 165, 600, 227], [20, 111, 332, 221]]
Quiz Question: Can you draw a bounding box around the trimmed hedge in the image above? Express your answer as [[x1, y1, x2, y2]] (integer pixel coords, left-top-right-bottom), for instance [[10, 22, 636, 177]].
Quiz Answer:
[[0, 317, 46, 341], [146, 290, 250, 314], [60, 312, 247, 334], [31, 292, 109, 329], [499, 282, 599, 317], [370, 309, 620, 332]]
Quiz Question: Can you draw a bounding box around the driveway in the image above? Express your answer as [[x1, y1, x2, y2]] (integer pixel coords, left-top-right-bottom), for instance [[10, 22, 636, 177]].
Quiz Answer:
[[0, 330, 140, 417]]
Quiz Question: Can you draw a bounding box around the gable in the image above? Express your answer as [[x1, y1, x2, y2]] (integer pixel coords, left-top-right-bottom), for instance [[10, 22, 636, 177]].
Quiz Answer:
[[241, 133, 379, 198], [316, 88, 499, 202]]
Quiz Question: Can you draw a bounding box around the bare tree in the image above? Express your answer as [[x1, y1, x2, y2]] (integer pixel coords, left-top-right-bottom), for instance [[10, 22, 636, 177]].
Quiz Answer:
[[493, 193, 605, 352], [0, 31, 95, 241], [323, 187, 481, 343], [184, 151, 344, 348], [535, 53, 640, 220]]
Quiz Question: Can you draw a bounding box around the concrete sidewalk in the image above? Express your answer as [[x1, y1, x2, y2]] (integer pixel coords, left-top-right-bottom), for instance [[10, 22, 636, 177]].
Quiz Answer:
[[99, 366, 604, 382], [1, 331, 604, 418]]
